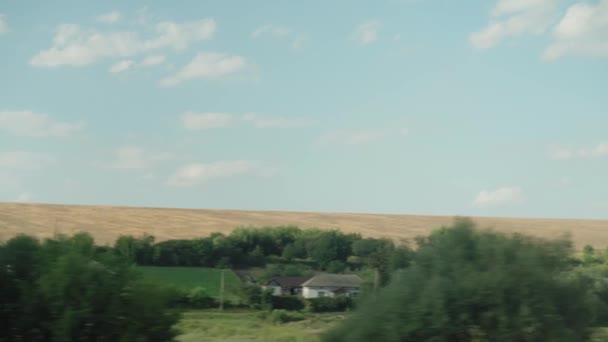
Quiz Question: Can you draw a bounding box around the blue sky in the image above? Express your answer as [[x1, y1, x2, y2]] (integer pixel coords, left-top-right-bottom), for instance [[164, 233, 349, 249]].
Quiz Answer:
[[1, 0, 607, 219]]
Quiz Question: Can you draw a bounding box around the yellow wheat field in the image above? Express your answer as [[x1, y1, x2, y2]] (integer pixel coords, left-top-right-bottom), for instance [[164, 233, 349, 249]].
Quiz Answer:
[[1, 202, 607, 249]]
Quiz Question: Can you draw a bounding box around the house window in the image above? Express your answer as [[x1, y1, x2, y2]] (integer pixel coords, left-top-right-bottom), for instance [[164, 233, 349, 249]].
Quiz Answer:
[[318, 291, 326, 297]]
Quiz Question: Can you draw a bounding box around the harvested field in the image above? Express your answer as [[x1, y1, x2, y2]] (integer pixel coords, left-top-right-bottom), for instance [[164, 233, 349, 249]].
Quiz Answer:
[[1, 202, 607, 249]]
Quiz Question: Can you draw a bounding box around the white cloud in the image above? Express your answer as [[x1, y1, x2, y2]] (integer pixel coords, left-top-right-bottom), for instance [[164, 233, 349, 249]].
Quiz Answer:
[[0, 14, 7, 34], [252, 24, 292, 38], [470, 0, 558, 49], [352, 21, 381, 45], [96, 11, 121, 24], [318, 127, 407, 146], [140, 55, 165, 66], [551, 142, 608, 160], [0, 111, 84, 137], [31, 18, 216, 67], [159, 52, 248, 86], [543, 0, 608, 60], [550, 146, 574, 160], [167, 160, 264, 187], [181, 111, 317, 130], [109, 59, 134, 73], [15, 192, 32, 203], [181, 112, 235, 130], [110, 146, 173, 169], [582, 142, 608, 158], [243, 113, 317, 128], [472, 186, 524, 207], [0, 151, 54, 169]]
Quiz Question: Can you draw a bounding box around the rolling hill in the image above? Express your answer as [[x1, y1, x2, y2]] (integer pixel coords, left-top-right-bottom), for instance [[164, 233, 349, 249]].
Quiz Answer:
[[1, 202, 607, 249]]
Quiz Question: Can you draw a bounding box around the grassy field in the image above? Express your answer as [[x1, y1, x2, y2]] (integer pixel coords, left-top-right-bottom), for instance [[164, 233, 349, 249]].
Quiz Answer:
[[138, 266, 242, 299], [175, 310, 344, 342], [1, 202, 608, 248], [173, 310, 608, 342]]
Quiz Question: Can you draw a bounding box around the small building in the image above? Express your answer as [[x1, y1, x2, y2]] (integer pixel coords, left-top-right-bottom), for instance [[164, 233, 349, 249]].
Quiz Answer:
[[301, 274, 362, 299], [263, 276, 310, 296], [234, 269, 258, 285]]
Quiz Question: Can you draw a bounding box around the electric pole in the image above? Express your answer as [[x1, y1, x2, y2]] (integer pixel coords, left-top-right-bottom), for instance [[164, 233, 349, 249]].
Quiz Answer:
[[219, 269, 225, 311]]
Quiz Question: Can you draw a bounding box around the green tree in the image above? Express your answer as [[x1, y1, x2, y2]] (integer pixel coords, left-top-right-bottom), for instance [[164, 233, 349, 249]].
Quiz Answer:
[[324, 219, 596, 342], [0, 233, 180, 342]]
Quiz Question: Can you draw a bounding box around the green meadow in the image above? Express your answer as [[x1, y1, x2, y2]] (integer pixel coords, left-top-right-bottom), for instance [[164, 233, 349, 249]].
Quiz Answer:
[[138, 266, 242, 298]]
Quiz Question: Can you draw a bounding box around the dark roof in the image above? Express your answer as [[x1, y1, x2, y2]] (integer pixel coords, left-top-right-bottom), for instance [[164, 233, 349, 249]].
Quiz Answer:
[[301, 274, 362, 288], [234, 269, 257, 283], [266, 276, 310, 288]]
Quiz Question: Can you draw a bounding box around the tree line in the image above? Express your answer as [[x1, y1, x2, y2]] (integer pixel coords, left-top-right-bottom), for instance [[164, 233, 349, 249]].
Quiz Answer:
[[113, 226, 411, 280]]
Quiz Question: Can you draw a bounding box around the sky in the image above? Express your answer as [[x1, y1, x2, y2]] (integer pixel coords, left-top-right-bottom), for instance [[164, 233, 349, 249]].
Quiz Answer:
[[0, 0, 607, 219]]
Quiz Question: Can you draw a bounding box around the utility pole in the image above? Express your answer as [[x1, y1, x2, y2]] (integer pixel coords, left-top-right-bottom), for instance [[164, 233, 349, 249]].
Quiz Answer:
[[219, 269, 225, 311], [373, 268, 380, 299]]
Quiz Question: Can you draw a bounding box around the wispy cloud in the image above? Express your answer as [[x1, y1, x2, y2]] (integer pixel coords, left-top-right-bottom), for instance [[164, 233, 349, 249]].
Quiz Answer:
[[96, 11, 121, 24], [469, 0, 558, 49], [0, 151, 54, 169], [31, 18, 216, 67], [318, 127, 407, 146], [167, 160, 267, 187], [109, 59, 134, 73], [15, 192, 32, 203], [252, 24, 292, 38], [140, 55, 165, 66], [550, 142, 608, 160], [180, 112, 317, 130], [159, 52, 248, 86], [352, 21, 381, 45], [109, 146, 173, 169], [0, 14, 7, 34], [251, 24, 307, 49], [472, 186, 524, 207], [544, 0, 608, 60], [243, 113, 317, 128], [0, 111, 84, 137], [181, 112, 236, 130]]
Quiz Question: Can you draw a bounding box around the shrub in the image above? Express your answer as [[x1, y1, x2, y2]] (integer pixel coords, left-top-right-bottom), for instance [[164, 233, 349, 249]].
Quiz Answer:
[[308, 297, 354, 312], [271, 295, 305, 311], [187, 287, 216, 308], [268, 309, 306, 324]]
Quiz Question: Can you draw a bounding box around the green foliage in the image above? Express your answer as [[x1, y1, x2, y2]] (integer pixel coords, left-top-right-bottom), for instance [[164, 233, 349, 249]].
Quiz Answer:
[[324, 219, 596, 342], [326, 260, 347, 273], [0, 233, 179, 341], [240, 283, 264, 308], [113, 226, 409, 278], [186, 287, 216, 308], [308, 297, 354, 313], [270, 296, 306, 311], [268, 309, 306, 324]]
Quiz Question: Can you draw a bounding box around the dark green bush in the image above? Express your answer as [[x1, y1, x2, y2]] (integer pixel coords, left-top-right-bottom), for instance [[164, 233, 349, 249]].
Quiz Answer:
[[308, 297, 354, 312], [271, 295, 305, 311], [268, 309, 306, 324], [186, 287, 217, 309]]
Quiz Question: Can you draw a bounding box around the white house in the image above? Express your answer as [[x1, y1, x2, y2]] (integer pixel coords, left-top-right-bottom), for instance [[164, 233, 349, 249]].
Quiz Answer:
[[262, 276, 310, 296], [301, 274, 362, 299]]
